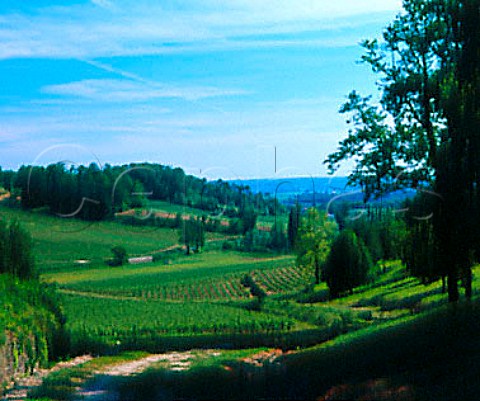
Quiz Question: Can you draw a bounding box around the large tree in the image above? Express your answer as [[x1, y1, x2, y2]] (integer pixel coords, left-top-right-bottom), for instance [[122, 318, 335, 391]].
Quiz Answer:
[[325, 0, 479, 302], [295, 208, 338, 285]]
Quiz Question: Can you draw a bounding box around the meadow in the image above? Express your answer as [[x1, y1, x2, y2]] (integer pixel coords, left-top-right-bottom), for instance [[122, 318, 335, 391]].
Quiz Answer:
[[0, 205, 221, 273]]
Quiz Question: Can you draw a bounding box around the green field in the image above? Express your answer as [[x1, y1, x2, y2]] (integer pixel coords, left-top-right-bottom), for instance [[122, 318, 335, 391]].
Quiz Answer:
[[0, 205, 225, 273], [4, 203, 476, 358], [3, 205, 479, 400]]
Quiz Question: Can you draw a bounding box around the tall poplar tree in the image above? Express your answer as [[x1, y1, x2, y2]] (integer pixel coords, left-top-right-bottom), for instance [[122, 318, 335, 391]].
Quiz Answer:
[[326, 0, 480, 301]]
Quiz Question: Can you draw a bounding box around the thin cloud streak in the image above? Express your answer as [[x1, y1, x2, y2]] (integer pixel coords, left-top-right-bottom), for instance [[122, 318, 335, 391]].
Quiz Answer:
[[42, 79, 250, 102], [0, 1, 402, 60]]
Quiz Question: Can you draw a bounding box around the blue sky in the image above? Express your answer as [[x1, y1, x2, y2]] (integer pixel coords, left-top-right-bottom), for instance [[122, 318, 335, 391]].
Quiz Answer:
[[0, 0, 403, 179]]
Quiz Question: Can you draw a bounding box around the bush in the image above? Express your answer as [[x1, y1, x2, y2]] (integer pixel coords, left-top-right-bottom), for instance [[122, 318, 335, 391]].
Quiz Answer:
[[240, 274, 266, 310], [323, 230, 374, 298], [109, 246, 128, 266]]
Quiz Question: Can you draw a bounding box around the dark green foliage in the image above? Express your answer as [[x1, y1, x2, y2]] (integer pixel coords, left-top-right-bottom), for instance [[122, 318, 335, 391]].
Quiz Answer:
[[110, 246, 128, 267], [9, 162, 278, 223], [239, 206, 257, 235], [241, 274, 266, 299], [0, 219, 8, 275], [341, 205, 406, 265], [324, 0, 480, 301], [330, 201, 351, 231], [323, 230, 374, 298], [0, 275, 67, 375], [295, 208, 338, 285], [178, 217, 205, 254], [0, 220, 67, 370], [0, 219, 36, 279], [287, 203, 301, 249], [402, 193, 442, 283], [268, 223, 288, 251], [348, 218, 384, 263], [240, 273, 266, 311], [0, 168, 15, 191], [379, 217, 406, 261]]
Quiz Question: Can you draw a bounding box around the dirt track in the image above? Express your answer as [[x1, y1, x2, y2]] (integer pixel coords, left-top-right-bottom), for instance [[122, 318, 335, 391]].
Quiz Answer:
[[2, 355, 93, 401]]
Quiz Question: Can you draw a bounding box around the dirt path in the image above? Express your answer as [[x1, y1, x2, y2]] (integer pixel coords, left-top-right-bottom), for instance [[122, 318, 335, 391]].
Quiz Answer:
[[75, 349, 284, 401], [2, 355, 93, 401], [3, 345, 284, 401], [58, 288, 146, 301], [75, 351, 213, 401]]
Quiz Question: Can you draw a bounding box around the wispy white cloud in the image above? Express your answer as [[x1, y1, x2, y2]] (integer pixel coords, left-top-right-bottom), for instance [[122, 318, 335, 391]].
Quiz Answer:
[[42, 79, 249, 102], [0, 0, 403, 59]]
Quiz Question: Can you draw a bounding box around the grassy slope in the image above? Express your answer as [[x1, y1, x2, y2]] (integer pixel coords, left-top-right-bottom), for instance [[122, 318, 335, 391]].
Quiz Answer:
[[87, 300, 479, 401], [81, 263, 480, 400], [0, 205, 225, 273], [280, 300, 480, 400]]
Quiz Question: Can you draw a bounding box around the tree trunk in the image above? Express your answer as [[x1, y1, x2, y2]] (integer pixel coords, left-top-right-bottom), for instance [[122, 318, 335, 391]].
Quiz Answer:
[[186, 244, 190, 255], [447, 270, 459, 302], [314, 262, 320, 285]]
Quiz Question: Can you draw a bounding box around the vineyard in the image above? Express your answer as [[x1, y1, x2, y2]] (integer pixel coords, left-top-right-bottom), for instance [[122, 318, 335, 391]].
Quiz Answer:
[[51, 252, 306, 301], [63, 293, 302, 353], [49, 251, 315, 354]]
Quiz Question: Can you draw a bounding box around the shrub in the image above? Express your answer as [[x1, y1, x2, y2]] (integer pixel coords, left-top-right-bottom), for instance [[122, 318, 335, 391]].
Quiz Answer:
[[323, 230, 374, 298], [109, 246, 128, 266]]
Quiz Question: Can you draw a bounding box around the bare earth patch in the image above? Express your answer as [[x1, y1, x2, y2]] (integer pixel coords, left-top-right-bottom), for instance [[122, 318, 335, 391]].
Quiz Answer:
[[76, 351, 204, 401], [3, 355, 93, 401]]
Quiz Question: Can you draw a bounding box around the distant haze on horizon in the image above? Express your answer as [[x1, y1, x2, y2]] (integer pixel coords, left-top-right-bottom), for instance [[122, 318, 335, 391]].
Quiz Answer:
[[0, 0, 403, 179]]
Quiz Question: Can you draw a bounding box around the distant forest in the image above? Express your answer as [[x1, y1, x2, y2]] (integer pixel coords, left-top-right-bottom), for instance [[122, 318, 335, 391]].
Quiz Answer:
[[0, 163, 281, 221]]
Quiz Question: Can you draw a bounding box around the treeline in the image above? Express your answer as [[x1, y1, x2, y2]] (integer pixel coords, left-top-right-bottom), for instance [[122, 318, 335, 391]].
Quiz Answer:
[[294, 195, 462, 299], [326, 205, 405, 297], [1, 163, 280, 221], [294, 203, 406, 299]]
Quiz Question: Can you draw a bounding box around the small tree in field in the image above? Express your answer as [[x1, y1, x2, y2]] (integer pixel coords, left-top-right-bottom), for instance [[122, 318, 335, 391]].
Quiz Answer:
[[110, 246, 128, 266], [179, 217, 205, 255], [323, 229, 373, 298]]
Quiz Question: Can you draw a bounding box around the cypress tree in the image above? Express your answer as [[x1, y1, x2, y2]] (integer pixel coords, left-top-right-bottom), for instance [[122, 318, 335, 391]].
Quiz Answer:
[[323, 229, 373, 298]]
